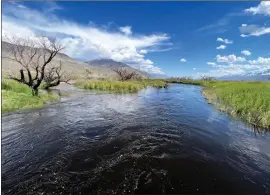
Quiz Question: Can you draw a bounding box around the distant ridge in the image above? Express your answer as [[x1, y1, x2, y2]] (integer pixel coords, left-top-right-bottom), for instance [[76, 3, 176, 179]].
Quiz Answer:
[[218, 70, 270, 81], [2, 41, 165, 79], [86, 58, 130, 69], [86, 58, 149, 78]]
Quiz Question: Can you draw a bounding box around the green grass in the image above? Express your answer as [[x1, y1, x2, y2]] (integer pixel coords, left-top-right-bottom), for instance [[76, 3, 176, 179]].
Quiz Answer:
[[166, 77, 202, 85], [2, 79, 59, 113], [75, 79, 167, 93], [167, 78, 270, 130]]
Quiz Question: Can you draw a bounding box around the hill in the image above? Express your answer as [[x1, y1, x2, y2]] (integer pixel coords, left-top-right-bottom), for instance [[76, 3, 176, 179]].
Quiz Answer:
[[2, 42, 148, 80], [86, 59, 147, 78], [2, 41, 92, 79]]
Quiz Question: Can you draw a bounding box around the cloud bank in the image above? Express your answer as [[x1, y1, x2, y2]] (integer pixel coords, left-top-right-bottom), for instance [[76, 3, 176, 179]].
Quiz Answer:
[[216, 54, 246, 63], [239, 24, 270, 37], [200, 56, 270, 77], [2, 2, 172, 75], [245, 2, 270, 16]]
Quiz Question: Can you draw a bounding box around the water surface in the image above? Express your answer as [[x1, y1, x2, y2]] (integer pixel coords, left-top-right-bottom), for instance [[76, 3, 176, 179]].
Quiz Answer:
[[2, 84, 270, 194]]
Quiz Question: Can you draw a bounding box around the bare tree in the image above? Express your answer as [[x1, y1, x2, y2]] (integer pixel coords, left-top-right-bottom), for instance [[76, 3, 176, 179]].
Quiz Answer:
[[84, 69, 93, 79], [111, 66, 138, 81], [3, 36, 67, 95], [43, 60, 70, 89]]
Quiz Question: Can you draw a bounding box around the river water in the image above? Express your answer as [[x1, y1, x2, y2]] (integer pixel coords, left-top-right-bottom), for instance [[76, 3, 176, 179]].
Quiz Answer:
[[2, 84, 270, 194]]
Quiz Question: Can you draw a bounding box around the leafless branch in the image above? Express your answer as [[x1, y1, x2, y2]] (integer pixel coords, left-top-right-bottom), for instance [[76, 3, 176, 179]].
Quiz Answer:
[[4, 36, 67, 95], [43, 59, 71, 89], [111, 66, 138, 81]]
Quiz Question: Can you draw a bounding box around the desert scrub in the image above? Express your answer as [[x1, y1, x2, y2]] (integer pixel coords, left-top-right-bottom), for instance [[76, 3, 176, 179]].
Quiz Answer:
[[75, 79, 167, 93], [2, 79, 59, 113]]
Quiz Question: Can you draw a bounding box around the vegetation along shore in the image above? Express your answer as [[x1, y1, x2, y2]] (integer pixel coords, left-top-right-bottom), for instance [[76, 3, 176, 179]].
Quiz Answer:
[[2, 36, 269, 131], [166, 77, 270, 130], [2, 79, 59, 113], [75, 79, 167, 93]]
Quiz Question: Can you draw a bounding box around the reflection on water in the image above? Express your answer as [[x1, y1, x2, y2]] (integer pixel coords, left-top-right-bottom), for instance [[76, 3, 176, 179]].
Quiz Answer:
[[2, 84, 270, 194]]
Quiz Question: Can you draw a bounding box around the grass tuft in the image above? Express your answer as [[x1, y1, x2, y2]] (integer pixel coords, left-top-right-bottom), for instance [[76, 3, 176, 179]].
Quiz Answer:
[[2, 79, 59, 113], [167, 78, 270, 130], [75, 79, 167, 93]]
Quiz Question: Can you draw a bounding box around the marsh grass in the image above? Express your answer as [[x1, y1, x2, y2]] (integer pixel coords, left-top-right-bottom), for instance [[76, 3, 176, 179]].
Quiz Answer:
[[2, 79, 59, 113], [168, 78, 270, 130], [166, 78, 201, 85], [75, 79, 167, 93]]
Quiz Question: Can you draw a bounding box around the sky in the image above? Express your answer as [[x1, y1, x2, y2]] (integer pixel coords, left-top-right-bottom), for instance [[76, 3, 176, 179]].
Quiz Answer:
[[2, 1, 270, 77]]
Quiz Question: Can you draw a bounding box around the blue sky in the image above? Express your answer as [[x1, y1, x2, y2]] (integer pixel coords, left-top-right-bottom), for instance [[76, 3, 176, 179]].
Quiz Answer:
[[2, 1, 270, 77]]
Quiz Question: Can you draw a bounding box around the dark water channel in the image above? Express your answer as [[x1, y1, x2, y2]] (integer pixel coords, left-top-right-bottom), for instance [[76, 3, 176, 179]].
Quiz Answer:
[[2, 84, 270, 194]]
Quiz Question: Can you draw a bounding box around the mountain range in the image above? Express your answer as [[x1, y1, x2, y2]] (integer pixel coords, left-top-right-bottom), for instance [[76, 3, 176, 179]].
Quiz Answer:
[[218, 71, 270, 81], [1, 41, 149, 79]]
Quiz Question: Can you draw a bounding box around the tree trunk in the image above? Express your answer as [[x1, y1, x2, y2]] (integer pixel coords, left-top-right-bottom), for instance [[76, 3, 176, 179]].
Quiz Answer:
[[32, 88, 39, 96]]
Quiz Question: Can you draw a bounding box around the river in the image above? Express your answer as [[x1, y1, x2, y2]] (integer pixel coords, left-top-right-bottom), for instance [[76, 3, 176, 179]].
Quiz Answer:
[[2, 84, 270, 194]]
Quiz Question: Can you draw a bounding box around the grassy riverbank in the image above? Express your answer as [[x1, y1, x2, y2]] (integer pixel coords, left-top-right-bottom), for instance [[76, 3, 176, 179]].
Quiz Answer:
[[168, 78, 270, 130], [166, 77, 202, 85], [75, 79, 167, 92], [2, 80, 59, 113]]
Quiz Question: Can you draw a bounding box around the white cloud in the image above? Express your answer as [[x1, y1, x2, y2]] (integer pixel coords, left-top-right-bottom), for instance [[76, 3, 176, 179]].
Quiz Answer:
[[193, 68, 196, 70], [239, 24, 270, 37], [119, 26, 132, 35], [245, 2, 270, 16], [216, 38, 222, 42], [216, 45, 226, 50], [248, 57, 270, 65], [17, 4, 27, 9], [180, 58, 186, 62], [2, 3, 171, 75], [207, 62, 216, 66], [216, 54, 246, 63], [200, 56, 270, 77], [139, 49, 147, 54], [241, 24, 247, 27], [216, 37, 233, 44], [196, 65, 246, 78], [241, 50, 251, 56], [197, 63, 270, 77]]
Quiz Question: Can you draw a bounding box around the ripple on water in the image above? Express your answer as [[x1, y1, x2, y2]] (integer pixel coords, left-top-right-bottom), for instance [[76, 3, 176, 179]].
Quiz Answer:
[[2, 84, 270, 194]]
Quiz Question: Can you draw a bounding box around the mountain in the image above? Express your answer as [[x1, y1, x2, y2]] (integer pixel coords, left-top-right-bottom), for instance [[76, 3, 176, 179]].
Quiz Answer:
[[87, 59, 130, 68], [2, 41, 92, 78], [218, 71, 270, 81], [87, 58, 167, 79], [86, 58, 147, 78], [2, 42, 146, 79], [2, 41, 157, 80]]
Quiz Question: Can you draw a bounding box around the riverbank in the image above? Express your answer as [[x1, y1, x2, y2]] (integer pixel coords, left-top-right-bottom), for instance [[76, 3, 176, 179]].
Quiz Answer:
[[167, 79, 270, 130], [2, 79, 167, 113], [2, 80, 59, 113], [75, 79, 167, 92], [3, 83, 270, 195]]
